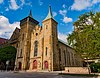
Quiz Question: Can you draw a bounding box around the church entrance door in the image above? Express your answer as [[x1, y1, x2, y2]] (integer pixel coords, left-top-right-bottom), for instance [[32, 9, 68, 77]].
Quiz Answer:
[[33, 60, 37, 69], [18, 62, 22, 70], [44, 61, 48, 70]]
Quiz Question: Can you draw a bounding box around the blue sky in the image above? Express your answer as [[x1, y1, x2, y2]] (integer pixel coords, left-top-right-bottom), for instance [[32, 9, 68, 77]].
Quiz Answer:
[[0, 0, 100, 42]]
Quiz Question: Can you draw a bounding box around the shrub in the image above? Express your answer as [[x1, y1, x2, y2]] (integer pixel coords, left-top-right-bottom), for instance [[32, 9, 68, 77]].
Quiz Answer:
[[90, 63, 100, 73]]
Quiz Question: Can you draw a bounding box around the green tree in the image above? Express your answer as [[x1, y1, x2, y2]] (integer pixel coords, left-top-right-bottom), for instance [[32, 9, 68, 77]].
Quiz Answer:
[[67, 12, 100, 59], [0, 46, 17, 62]]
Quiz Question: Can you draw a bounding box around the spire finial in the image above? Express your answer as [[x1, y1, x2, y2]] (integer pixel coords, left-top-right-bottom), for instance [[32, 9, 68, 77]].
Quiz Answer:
[[43, 5, 54, 21], [48, 5, 52, 16], [29, 10, 32, 17]]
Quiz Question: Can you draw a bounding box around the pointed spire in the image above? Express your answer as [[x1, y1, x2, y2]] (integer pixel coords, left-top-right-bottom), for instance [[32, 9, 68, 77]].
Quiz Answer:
[[48, 5, 53, 17], [29, 10, 32, 17], [43, 5, 54, 21]]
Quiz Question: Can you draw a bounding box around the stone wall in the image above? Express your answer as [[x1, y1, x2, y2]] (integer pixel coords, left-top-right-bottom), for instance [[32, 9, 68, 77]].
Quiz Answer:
[[58, 41, 83, 70], [65, 67, 89, 74]]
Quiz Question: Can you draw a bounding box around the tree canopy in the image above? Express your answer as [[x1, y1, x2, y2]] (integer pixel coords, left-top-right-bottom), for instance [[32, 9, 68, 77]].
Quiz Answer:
[[67, 12, 100, 59], [0, 46, 17, 62]]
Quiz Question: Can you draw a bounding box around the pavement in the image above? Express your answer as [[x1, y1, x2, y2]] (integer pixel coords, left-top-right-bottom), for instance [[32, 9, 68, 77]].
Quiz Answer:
[[0, 71, 100, 78]]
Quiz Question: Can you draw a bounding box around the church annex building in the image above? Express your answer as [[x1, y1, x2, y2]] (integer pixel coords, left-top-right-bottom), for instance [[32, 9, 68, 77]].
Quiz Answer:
[[9, 6, 83, 71]]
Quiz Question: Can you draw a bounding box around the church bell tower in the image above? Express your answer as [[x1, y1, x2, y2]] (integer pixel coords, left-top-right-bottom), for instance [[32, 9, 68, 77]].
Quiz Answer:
[[16, 10, 39, 70], [42, 6, 59, 71]]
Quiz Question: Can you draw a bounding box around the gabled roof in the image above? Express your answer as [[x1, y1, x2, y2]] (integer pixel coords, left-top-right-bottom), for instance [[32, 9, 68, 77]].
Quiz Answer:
[[9, 27, 20, 42], [58, 39, 68, 46], [20, 10, 39, 25], [0, 38, 8, 45], [58, 39, 72, 49]]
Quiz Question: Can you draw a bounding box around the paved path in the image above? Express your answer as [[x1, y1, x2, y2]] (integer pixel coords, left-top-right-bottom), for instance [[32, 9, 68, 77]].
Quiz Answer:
[[0, 71, 99, 78]]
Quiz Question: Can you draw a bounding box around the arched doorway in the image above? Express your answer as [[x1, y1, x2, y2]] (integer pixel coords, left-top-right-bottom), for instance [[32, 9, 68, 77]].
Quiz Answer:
[[44, 61, 48, 70], [18, 62, 22, 70], [33, 60, 37, 69]]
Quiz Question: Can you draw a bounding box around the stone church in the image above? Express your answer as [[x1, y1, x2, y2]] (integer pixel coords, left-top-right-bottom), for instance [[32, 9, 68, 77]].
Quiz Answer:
[[10, 6, 83, 71]]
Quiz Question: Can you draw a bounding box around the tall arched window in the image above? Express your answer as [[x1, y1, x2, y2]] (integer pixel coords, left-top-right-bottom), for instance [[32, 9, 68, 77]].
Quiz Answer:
[[59, 48, 61, 61], [64, 50, 66, 66], [34, 41, 38, 57], [45, 47, 48, 56], [22, 34, 24, 40]]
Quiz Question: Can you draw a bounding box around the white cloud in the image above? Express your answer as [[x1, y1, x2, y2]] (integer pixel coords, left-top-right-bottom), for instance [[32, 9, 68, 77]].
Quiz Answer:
[[68, 31, 72, 34], [59, 10, 67, 16], [9, 0, 28, 10], [39, 0, 43, 6], [71, 0, 100, 11], [0, 11, 3, 14], [92, 0, 100, 4], [53, 12, 57, 17], [63, 16, 73, 23], [26, 2, 32, 7], [0, 0, 3, 4], [5, 7, 9, 11], [9, 0, 20, 10], [71, 0, 91, 11], [0, 15, 20, 39], [20, 0, 25, 6], [60, 23, 64, 26], [58, 32, 67, 43], [62, 4, 66, 8], [59, 9, 73, 23]]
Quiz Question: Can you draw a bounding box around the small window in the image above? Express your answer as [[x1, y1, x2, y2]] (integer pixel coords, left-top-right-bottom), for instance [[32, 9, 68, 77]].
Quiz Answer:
[[16, 44, 18, 48], [22, 34, 24, 40], [45, 47, 48, 56], [64, 50, 66, 66], [59, 49, 61, 61], [36, 33, 38, 36], [46, 25, 48, 29], [20, 49, 22, 57]]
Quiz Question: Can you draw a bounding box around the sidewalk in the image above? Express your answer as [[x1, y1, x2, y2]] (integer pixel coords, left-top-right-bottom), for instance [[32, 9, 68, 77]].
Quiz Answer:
[[1, 70, 100, 76], [59, 72, 100, 78]]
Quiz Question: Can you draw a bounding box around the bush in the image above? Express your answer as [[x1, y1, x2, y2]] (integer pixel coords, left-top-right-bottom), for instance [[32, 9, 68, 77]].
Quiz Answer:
[[90, 63, 100, 73], [0, 46, 17, 70], [0, 46, 17, 61]]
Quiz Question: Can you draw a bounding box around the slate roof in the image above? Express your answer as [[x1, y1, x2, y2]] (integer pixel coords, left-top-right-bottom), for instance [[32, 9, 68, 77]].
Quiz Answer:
[[0, 38, 8, 45]]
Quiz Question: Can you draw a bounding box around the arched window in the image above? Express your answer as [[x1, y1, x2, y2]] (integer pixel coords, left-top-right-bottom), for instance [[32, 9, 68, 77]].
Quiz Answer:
[[64, 50, 66, 66], [46, 25, 48, 29], [34, 41, 38, 57], [59, 48, 61, 62], [45, 47, 47, 56], [36, 33, 38, 36], [22, 34, 24, 40], [20, 49, 22, 57]]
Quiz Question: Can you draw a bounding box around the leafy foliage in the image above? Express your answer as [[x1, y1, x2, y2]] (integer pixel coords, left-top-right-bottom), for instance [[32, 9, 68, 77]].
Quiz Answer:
[[67, 12, 100, 59], [0, 46, 17, 62], [90, 63, 100, 73]]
